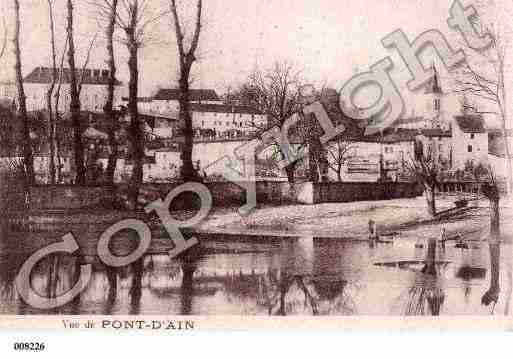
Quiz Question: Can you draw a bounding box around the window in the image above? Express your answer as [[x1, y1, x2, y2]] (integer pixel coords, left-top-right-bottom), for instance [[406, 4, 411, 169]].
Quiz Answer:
[[434, 99, 440, 111], [467, 145, 473, 153], [470, 133, 475, 139]]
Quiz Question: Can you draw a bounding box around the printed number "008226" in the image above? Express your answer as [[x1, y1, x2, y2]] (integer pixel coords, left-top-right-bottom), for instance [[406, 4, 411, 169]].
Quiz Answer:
[[13, 342, 46, 351]]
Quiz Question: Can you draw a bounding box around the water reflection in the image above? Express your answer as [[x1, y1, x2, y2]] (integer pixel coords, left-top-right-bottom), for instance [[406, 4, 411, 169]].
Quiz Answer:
[[0, 228, 510, 316], [482, 242, 500, 308]]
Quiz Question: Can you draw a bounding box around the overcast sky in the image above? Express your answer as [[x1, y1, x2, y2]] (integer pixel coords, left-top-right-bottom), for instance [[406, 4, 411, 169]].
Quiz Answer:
[[0, 0, 512, 127]]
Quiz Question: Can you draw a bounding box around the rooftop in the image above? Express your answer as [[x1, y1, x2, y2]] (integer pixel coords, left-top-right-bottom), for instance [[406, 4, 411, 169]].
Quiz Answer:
[[24, 67, 122, 86], [454, 115, 486, 133], [121, 97, 153, 103], [153, 88, 220, 102], [189, 103, 262, 115], [420, 128, 452, 138]]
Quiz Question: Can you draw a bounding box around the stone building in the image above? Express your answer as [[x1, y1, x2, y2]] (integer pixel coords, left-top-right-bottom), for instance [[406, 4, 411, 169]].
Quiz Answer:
[[0, 66, 123, 113]]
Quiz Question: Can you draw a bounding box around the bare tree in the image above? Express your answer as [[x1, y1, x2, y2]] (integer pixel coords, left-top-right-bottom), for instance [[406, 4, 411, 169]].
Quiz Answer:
[[53, 38, 69, 183], [91, 0, 120, 185], [454, 27, 512, 195], [405, 144, 441, 217], [326, 138, 353, 182], [105, 0, 119, 185], [479, 166, 501, 308], [96, 0, 167, 207], [46, 0, 58, 184], [170, 0, 203, 182], [0, 14, 7, 62], [238, 61, 304, 182], [12, 0, 35, 184], [480, 168, 501, 238], [66, 0, 86, 185]]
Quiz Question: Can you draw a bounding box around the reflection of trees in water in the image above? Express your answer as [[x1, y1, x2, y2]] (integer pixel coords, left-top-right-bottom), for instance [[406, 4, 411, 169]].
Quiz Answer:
[[312, 277, 355, 315], [219, 237, 358, 316], [482, 241, 500, 312], [0, 253, 89, 314], [129, 258, 144, 315], [0, 253, 24, 310], [401, 275, 445, 316], [180, 250, 201, 315], [246, 272, 355, 316], [398, 241, 446, 316]]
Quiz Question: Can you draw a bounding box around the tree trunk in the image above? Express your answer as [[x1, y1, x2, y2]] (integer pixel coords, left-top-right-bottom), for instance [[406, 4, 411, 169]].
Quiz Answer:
[[501, 126, 512, 196], [179, 73, 197, 182], [171, 0, 202, 182], [482, 182, 501, 239], [284, 161, 296, 183], [13, 0, 35, 185], [104, 0, 119, 185], [490, 197, 500, 239], [66, 0, 86, 185], [126, 38, 144, 209], [482, 241, 501, 306], [46, 0, 57, 184], [46, 97, 56, 184], [422, 238, 437, 275], [425, 184, 436, 217]]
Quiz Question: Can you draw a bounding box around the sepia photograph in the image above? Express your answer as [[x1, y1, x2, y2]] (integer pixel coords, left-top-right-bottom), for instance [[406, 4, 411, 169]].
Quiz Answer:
[[0, 0, 512, 337]]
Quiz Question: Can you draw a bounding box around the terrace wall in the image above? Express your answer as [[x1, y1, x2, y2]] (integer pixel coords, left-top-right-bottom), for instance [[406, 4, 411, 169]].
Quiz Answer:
[[26, 181, 424, 210]]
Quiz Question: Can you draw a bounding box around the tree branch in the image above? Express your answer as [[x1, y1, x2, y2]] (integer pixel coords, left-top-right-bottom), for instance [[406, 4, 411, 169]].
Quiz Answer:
[[78, 32, 98, 95]]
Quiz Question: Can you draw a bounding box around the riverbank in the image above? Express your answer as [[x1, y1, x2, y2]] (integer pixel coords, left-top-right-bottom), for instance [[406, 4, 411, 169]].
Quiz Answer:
[[7, 195, 513, 249], [194, 195, 513, 243]]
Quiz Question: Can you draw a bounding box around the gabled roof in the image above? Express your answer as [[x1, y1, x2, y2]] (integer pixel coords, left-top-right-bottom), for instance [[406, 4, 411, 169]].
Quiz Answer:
[[189, 103, 262, 115], [329, 127, 419, 144], [24, 67, 122, 86], [153, 88, 220, 102], [420, 128, 452, 138], [121, 97, 153, 103], [454, 115, 486, 133]]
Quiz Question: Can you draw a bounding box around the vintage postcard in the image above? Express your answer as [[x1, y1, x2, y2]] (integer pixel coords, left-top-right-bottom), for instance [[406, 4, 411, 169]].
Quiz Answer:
[[0, 0, 512, 339]]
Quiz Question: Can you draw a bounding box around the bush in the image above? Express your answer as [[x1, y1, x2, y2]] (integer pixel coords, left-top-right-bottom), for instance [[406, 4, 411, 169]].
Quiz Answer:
[[0, 160, 29, 213]]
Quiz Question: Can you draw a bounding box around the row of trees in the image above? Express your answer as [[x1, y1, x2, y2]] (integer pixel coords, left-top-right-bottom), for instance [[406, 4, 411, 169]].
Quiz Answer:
[[4, 0, 203, 208]]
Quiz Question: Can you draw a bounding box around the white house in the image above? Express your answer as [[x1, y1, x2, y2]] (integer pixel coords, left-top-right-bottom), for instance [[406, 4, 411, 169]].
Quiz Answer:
[[121, 89, 267, 140], [0, 153, 73, 184], [0, 67, 124, 113], [189, 103, 266, 139], [451, 114, 488, 169]]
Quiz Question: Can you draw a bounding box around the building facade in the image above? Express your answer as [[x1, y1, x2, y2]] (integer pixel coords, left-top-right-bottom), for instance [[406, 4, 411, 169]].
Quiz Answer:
[[0, 67, 123, 113]]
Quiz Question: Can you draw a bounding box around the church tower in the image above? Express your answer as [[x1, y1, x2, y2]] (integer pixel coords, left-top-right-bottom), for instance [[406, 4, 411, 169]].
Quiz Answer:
[[425, 63, 446, 129]]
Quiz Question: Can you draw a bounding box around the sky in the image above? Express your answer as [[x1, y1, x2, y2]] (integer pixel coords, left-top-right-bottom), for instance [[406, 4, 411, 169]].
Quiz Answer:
[[0, 0, 512, 127]]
